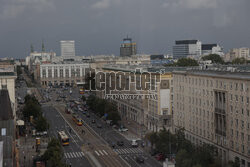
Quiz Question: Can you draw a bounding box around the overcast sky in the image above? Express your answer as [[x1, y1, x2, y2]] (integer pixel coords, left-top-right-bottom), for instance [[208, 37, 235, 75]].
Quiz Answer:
[[0, 0, 250, 58]]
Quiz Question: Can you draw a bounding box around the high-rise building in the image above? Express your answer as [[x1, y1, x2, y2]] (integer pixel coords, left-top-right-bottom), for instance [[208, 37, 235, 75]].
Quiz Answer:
[[173, 69, 250, 166], [173, 40, 202, 59], [120, 37, 137, 56], [60, 40, 75, 57]]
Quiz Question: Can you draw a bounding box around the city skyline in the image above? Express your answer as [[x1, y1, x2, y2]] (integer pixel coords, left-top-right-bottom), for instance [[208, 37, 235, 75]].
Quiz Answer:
[[0, 0, 250, 58]]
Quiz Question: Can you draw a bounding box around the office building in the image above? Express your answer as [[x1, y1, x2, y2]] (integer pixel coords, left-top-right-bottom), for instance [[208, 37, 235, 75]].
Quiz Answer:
[[120, 37, 137, 57], [60, 40, 75, 57], [201, 44, 224, 56], [173, 68, 250, 166], [173, 40, 202, 59]]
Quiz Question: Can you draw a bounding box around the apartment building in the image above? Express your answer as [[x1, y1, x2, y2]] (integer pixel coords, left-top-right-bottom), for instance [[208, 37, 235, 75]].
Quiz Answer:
[[97, 65, 183, 132], [173, 69, 250, 167], [224, 48, 250, 62]]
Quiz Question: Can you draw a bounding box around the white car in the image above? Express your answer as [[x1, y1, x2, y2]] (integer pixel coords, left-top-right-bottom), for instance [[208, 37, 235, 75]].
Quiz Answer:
[[118, 128, 128, 132]]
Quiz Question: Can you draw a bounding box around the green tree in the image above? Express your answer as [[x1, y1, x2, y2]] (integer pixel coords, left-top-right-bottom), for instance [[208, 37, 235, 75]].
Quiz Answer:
[[201, 54, 224, 64], [42, 138, 66, 167], [35, 116, 49, 132], [145, 132, 159, 149], [176, 58, 199, 66], [176, 149, 191, 167], [232, 57, 247, 64]]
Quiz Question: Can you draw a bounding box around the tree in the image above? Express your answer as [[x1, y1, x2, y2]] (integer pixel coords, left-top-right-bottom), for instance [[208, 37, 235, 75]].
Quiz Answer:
[[145, 132, 159, 149], [232, 57, 247, 64], [42, 138, 66, 167], [35, 116, 49, 132], [201, 54, 224, 64], [176, 58, 199, 66]]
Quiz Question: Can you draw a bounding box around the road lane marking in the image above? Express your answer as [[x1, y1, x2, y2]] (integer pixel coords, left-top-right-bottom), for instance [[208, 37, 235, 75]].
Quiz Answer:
[[102, 150, 108, 155], [95, 150, 100, 156], [81, 152, 85, 156], [64, 153, 68, 158], [75, 152, 80, 157], [98, 150, 104, 156], [69, 152, 73, 158]]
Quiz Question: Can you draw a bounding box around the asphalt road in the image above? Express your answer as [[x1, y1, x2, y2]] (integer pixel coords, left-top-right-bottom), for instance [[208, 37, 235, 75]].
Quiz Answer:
[[43, 105, 92, 167], [41, 87, 163, 167]]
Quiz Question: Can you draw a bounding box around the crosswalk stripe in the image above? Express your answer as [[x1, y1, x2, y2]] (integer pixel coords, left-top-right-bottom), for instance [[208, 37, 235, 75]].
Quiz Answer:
[[77, 152, 82, 157], [102, 150, 108, 155], [69, 152, 73, 158], [99, 150, 104, 156], [95, 151, 100, 156], [81, 152, 85, 156], [123, 149, 129, 154], [75, 152, 80, 157], [64, 153, 68, 158], [72, 152, 76, 158]]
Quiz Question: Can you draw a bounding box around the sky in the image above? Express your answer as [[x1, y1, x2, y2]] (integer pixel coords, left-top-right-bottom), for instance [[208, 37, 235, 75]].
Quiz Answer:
[[0, 0, 250, 58]]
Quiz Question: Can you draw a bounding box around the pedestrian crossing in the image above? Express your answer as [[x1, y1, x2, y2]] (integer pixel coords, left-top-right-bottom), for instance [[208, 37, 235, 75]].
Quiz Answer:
[[94, 150, 109, 156], [64, 152, 85, 159], [114, 148, 143, 155]]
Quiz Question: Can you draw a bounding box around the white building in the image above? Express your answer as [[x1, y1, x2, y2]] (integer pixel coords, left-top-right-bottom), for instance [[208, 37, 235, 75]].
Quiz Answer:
[[60, 40, 75, 57], [202, 44, 224, 56], [40, 62, 89, 87], [173, 40, 202, 60]]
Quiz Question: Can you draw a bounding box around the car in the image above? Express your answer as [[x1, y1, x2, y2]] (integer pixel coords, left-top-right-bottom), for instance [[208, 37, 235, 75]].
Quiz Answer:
[[118, 128, 128, 132], [92, 119, 96, 123], [136, 156, 144, 163], [150, 149, 158, 156], [97, 124, 102, 128], [117, 141, 124, 146], [131, 139, 138, 147], [155, 153, 165, 161]]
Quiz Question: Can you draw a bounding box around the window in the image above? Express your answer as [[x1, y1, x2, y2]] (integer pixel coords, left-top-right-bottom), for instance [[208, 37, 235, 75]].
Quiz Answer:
[[1, 128, 6, 136], [235, 95, 238, 102], [241, 96, 244, 103]]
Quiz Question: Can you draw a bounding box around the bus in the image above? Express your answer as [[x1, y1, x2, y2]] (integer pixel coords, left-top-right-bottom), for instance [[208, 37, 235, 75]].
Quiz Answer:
[[58, 131, 69, 146], [79, 88, 84, 94], [72, 114, 83, 126]]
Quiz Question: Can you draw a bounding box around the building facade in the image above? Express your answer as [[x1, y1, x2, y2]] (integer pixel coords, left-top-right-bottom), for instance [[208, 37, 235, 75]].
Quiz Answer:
[[173, 40, 202, 59], [173, 69, 250, 167], [120, 37, 137, 57], [60, 40, 75, 57], [202, 44, 224, 56], [40, 62, 89, 87], [0, 66, 16, 117], [224, 48, 250, 62]]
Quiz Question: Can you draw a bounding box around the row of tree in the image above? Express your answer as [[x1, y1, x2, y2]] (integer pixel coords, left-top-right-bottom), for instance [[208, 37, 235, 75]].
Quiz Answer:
[[146, 129, 240, 167], [86, 95, 121, 124], [23, 94, 49, 132], [164, 54, 250, 67]]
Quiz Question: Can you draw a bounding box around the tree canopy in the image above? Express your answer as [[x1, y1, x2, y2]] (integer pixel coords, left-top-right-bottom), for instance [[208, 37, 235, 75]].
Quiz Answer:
[[201, 54, 224, 64], [232, 57, 247, 64], [86, 95, 121, 124], [176, 58, 199, 66]]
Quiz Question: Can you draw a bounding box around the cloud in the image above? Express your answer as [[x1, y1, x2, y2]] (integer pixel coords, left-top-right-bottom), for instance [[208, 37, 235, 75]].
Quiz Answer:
[[91, 0, 121, 9], [0, 0, 54, 19], [162, 0, 218, 9]]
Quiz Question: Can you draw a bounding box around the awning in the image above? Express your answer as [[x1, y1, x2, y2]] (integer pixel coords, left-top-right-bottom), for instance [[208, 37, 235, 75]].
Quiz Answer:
[[16, 120, 25, 126]]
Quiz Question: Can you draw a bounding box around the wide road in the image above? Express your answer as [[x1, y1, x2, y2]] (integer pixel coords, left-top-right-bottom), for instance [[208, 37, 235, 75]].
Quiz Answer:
[[43, 105, 92, 167]]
